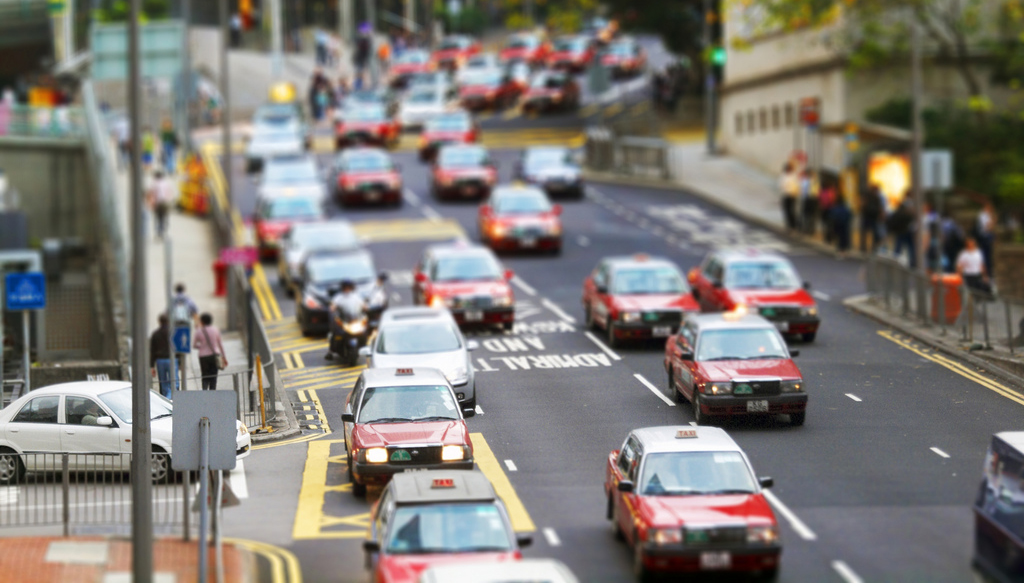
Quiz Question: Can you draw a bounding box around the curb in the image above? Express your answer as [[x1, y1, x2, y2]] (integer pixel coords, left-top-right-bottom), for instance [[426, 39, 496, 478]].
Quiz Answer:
[[250, 382, 302, 445], [843, 295, 1024, 390]]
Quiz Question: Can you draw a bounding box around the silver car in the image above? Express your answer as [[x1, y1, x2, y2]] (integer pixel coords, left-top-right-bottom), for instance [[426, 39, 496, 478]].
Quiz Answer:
[[258, 154, 327, 205], [360, 307, 479, 413], [396, 86, 459, 131], [277, 220, 361, 293]]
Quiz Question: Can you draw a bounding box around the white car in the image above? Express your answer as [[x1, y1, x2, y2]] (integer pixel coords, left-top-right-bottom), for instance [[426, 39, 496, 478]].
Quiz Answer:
[[419, 559, 580, 583], [396, 87, 460, 130], [259, 153, 328, 204], [0, 381, 251, 484], [245, 122, 305, 173], [455, 52, 501, 85]]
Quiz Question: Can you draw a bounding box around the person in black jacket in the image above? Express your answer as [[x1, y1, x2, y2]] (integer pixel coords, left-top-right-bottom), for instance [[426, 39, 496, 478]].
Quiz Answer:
[[149, 314, 177, 398], [859, 185, 884, 253], [889, 198, 916, 268]]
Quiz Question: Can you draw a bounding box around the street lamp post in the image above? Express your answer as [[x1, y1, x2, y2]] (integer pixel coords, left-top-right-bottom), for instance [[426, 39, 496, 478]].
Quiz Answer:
[[703, 0, 717, 155], [910, 15, 925, 274]]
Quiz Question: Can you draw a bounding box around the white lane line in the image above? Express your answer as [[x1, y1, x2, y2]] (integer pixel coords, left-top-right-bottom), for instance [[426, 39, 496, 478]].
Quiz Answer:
[[688, 421, 697, 427], [762, 490, 817, 541], [421, 205, 442, 222], [812, 290, 831, 301], [474, 405, 484, 415], [403, 188, 421, 207], [511, 276, 537, 296], [832, 560, 864, 583], [390, 292, 402, 303], [541, 298, 577, 324], [542, 527, 562, 547], [930, 447, 950, 459], [634, 373, 675, 407], [584, 331, 622, 361], [504, 459, 518, 472], [229, 460, 249, 499], [845, 393, 862, 402], [577, 235, 590, 247]]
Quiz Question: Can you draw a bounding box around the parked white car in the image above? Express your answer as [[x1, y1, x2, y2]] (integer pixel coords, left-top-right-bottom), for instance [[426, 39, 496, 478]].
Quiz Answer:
[[0, 381, 251, 484]]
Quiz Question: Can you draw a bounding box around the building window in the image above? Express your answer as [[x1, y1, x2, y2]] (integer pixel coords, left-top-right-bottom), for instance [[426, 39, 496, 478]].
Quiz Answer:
[[747, 110, 756, 134], [785, 103, 794, 127], [759, 108, 768, 131], [772, 106, 780, 129], [736, 113, 743, 135]]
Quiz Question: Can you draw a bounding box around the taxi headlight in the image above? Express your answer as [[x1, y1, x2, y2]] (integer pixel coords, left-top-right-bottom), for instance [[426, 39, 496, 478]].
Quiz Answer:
[[547, 221, 562, 236], [781, 380, 803, 393], [490, 223, 509, 239], [429, 295, 451, 309], [365, 447, 388, 464], [342, 318, 368, 335], [802, 306, 818, 317], [387, 176, 402, 189], [493, 294, 513, 307], [445, 366, 469, 386], [747, 525, 779, 545], [440, 175, 455, 187], [620, 311, 641, 323], [650, 528, 682, 545], [707, 383, 732, 395], [441, 445, 466, 461]]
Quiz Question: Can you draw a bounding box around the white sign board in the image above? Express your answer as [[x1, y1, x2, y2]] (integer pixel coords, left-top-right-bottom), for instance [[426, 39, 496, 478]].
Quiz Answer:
[[921, 149, 953, 190], [172, 390, 238, 471]]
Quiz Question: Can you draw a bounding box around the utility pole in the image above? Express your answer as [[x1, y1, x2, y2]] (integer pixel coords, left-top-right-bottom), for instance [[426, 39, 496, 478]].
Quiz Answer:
[[129, 0, 154, 580], [180, 0, 192, 155], [910, 14, 925, 273], [703, 0, 717, 155], [270, 0, 283, 78], [221, 0, 233, 224]]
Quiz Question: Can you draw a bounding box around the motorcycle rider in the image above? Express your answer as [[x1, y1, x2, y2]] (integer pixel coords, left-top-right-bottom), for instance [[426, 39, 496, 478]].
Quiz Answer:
[[326, 279, 366, 361]]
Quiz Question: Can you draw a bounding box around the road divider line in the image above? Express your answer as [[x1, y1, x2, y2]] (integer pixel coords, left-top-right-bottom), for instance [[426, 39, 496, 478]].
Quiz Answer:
[[540, 298, 576, 323], [421, 205, 442, 222], [930, 447, 950, 459], [832, 560, 864, 583], [504, 459, 517, 472], [576, 235, 589, 247], [812, 290, 831, 301], [542, 527, 562, 547], [471, 433, 535, 532], [292, 439, 364, 539], [584, 331, 622, 361], [634, 373, 675, 407], [763, 490, 817, 541], [511, 276, 537, 296], [403, 188, 421, 207], [229, 460, 249, 499], [225, 538, 303, 583], [845, 393, 862, 402], [474, 405, 484, 415]]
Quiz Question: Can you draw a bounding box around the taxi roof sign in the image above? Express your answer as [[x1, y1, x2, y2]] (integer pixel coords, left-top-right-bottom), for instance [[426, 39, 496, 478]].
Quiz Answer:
[[396, 368, 414, 375], [268, 81, 297, 103], [633, 253, 649, 261], [431, 478, 455, 489], [676, 429, 698, 439]]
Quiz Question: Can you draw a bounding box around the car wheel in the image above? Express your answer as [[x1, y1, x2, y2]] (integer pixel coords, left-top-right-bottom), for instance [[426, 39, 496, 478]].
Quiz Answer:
[[0, 449, 24, 485], [802, 332, 817, 342], [151, 448, 172, 484], [606, 322, 620, 348], [668, 369, 684, 403], [347, 452, 367, 497], [757, 567, 780, 582], [790, 412, 806, 427], [584, 303, 596, 330], [609, 494, 624, 540], [693, 392, 712, 426], [502, 321, 514, 332]]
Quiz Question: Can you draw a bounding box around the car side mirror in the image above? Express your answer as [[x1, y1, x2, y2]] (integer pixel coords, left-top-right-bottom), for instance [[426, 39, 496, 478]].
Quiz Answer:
[[617, 480, 634, 493], [759, 476, 774, 489], [358, 346, 372, 357], [803, 281, 811, 290], [341, 412, 354, 423], [516, 533, 533, 548], [414, 272, 428, 283], [504, 269, 514, 281], [552, 204, 562, 216], [362, 539, 380, 553], [789, 350, 800, 358], [678, 351, 694, 361], [466, 339, 480, 351], [97, 416, 113, 427]]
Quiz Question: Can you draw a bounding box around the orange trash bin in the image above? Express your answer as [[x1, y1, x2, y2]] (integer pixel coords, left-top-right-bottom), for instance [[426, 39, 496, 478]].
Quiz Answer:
[[930, 273, 962, 325]]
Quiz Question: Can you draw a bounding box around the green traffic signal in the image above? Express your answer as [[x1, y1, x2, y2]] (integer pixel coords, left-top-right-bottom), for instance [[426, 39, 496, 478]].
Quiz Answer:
[[711, 46, 726, 66]]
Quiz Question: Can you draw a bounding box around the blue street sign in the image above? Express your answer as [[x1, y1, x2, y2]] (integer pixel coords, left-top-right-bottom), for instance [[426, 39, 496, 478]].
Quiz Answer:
[[5, 272, 46, 311], [173, 326, 192, 354]]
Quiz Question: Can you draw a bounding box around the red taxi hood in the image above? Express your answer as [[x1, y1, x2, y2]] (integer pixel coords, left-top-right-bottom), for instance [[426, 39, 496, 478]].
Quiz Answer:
[[696, 358, 802, 382], [342, 170, 397, 183], [431, 280, 510, 299], [378, 552, 519, 583], [461, 84, 499, 96], [613, 293, 699, 313], [550, 50, 583, 61], [256, 220, 293, 238], [432, 49, 463, 60], [390, 63, 427, 75], [339, 120, 386, 132], [727, 288, 815, 308], [439, 167, 492, 180], [424, 130, 472, 142], [525, 87, 563, 98], [639, 493, 775, 528], [353, 420, 467, 448]]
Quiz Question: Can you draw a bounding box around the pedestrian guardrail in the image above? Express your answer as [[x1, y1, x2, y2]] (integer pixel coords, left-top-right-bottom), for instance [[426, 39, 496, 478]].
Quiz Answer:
[[0, 103, 86, 139], [152, 366, 271, 430], [866, 255, 1024, 355], [583, 127, 673, 181]]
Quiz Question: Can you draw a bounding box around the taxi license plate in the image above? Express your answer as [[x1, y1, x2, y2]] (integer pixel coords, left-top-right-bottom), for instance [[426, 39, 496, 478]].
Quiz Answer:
[[465, 310, 484, 322], [520, 237, 537, 248], [747, 400, 769, 413], [652, 326, 672, 337], [775, 320, 790, 332], [461, 186, 477, 196], [365, 189, 382, 201], [700, 551, 731, 570]]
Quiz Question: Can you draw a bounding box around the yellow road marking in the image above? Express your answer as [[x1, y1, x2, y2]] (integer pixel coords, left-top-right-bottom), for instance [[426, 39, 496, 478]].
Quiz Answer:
[[501, 107, 522, 121], [275, 341, 330, 355], [291, 351, 305, 369], [281, 366, 364, 383], [226, 538, 303, 583], [878, 330, 1024, 406], [579, 104, 599, 117], [252, 431, 328, 450], [604, 103, 624, 117], [288, 377, 358, 393], [628, 101, 649, 115], [351, 218, 467, 243], [470, 432, 535, 533], [306, 414, 314, 421], [252, 263, 283, 321], [282, 353, 295, 370], [308, 389, 332, 434], [293, 439, 366, 539], [296, 389, 308, 402]]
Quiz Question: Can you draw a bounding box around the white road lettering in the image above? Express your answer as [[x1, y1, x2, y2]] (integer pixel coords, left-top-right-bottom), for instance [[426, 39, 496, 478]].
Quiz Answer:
[[832, 561, 864, 583], [634, 373, 675, 407], [475, 358, 499, 372], [386, 270, 414, 286], [541, 298, 577, 324], [812, 290, 831, 301], [491, 353, 612, 370], [930, 447, 951, 459], [474, 405, 484, 415], [513, 320, 576, 334], [845, 393, 862, 402], [584, 331, 622, 361], [481, 336, 546, 353], [504, 459, 517, 472], [762, 490, 817, 541], [511, 276, 537, 296], [542, 528, 562, 547], [646, 204, 790, 252]]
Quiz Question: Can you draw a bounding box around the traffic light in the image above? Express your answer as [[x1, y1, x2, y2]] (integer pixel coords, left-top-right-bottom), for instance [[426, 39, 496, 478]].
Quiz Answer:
[[711, 46, 726, 66]]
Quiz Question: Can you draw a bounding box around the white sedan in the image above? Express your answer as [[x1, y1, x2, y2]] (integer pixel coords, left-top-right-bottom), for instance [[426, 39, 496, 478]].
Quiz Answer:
[[0, 381, 251, 484], [396, 87, 461, 131]]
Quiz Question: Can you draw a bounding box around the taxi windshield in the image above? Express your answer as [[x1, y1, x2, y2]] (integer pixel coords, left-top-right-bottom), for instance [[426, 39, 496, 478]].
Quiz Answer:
[[506, 36, 537, 50], [525, 149, 570, 169], [357, 385, 460, 423], [306, 254, 375, 283], [99, 388, 173, 424], [433, 255, 502, 282], [255, 104, 299, 121], [343, 153, 393, 172], [252, 127, 299, 142], [345, 107, 387, 122], [609, 42, 636, 56], [462, 71, 502, 87], [553, 38, 586, 52], [439, 147, 487, 167], [427, 117, 471, 132], [291, 225, 358, 250], [396, 50, 428, 64], [696, 328, 788, 361], [376, 322, 462, 354], [725, 261, 801, 290], [385, 503, 513, 554], [260, 197, 321, 220], [611, 267, 688, 294], [264, 159, 318, 183], [530, 74, 567, 89], [494, 194, 550, 214], [438, 38, 467, 50], [407, 90, 440, 104], [640, 451, 757, 496]]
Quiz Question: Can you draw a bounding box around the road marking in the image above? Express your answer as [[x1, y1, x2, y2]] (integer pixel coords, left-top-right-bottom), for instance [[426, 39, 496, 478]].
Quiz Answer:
[[576, 235, 589, 247], [504, 459, 517, 472], [475, 405, 484, 415], [403, 188, 421, 207], [878, 330, 1024, 407], [542, 527, 562, 547], [634, 373, 675, 406], [832, 560, 864, 583], [351, 218, 467, 243], [421, 205, 442, 222], [604, 103, 624, 117], [845, 393, 862, 402], [472, 433, 536, 532], [540, 298, 576, 324], [501, 107, 522, 121], [307, 389, 331, 434], [812, 290, 831, 301], [580, 104, 599, 117], [291, 352, 305, 369], [225, 538, 302, 583], [229, 460, 249, 499], [762, 490, 817, 541], [293, 440, 367, 539], [688, 421, 697, 426], [511, 276, 537, 296], [930, 447, 951, 459], [584, 331, 622, 361]]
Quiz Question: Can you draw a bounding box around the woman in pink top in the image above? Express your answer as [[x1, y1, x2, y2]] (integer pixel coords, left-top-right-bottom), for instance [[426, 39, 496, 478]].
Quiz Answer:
[[194, 313, 228, 390]]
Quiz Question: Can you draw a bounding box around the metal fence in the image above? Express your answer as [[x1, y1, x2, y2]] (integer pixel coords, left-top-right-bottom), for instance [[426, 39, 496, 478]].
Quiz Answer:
[[155, 367, 273, 430], [0, 104, 86, 139], [583, 127, 674, 181], [866, 255, 1024, 354]]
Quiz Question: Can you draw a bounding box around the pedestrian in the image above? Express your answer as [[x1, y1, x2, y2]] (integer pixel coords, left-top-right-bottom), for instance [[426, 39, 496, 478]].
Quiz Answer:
[[940, 212, 965, 273], [194, 313, 227, 391], [171, 283, 200, 328], [922, 202, 941, 274], [147, 170, 175, 239], [116, 118, 130, 170], [859, 184, 884, 254], [315, 28, 328, 66], [888, 198, 916, 268], [800, 169, 819, 236], [149, 314, 177, 399], [159, 118, 179, 173], [377, 38, 392, 79], [831, 195, 853, 256], [976, 202, 996, 277], [818, 180, 837, 244], [354, 28, 372, 88], [230, 13, 242, 48], [957, 237, 992, 298], [140, 125, 155, 170], [779, 162, 800, 232]]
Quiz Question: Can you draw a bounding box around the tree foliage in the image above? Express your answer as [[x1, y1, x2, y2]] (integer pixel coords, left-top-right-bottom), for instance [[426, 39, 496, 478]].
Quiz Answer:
[[604, 0, 704, 57], [498, 0, 599, 32], [93, 0, 170, 23]]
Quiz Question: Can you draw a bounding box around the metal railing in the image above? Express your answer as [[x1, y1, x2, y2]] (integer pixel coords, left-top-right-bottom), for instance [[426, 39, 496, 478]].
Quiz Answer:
[[866, 255, 1024, 355], [584, 127, 673, 181], [0, 103, 86, 138], [157, 367, 273, 429]]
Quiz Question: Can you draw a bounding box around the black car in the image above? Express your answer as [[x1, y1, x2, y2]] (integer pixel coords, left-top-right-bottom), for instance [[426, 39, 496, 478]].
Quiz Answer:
[[294, 249, 379, 336], [514, 146, 584, 199]]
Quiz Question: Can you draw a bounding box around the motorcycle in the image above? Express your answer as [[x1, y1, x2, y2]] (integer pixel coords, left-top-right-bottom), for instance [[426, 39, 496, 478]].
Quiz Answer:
[[327, 273, 389, 367]]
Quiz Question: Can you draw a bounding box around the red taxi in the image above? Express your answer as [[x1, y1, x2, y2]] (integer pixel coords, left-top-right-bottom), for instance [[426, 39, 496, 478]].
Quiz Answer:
[[335, 105, 400, 150], [253, 193, 325, 259], [363, 469, 531, 583], [520, 70, 580, 113], [605, 426, 781, 581], [329, 147, 403, 207], [602, 38, 646, 78], [418, 112, 478, 162], [431, 35, 480, 71], [582, 255, 699, 347], [413, 242, 515, 330], [478, 185, 562, 254], [430, 144, 497, 201], [688, 249, 820, 342], [547, 35, 596, 72], [499, 33, 550, 66], [341, 368, 474, 497], [458, 68, 523, 111], [387, 49, 433, 88], [664, 312, 807, 426]]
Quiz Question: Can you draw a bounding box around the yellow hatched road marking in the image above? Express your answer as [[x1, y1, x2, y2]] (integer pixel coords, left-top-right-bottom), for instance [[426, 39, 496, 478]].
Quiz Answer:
[[579, 104, 599, 117], [471, 432, 535, 533], [628, 101, 650, 115], [501, 107, 522, 121], [292, 352, 305, 369], [252, 263, 283, 321], [604, 103, 624, 116], [225, 538, 303, 583], [282, 353, 295, 370], [288, 377, 358, 393], [352, 218, 466, 243], [307, 129, 583, 154], [293, 440, 366, 539], [282, 370, 364, 387], [281, 365, 365, 382], [308, 389, 331, 434]]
